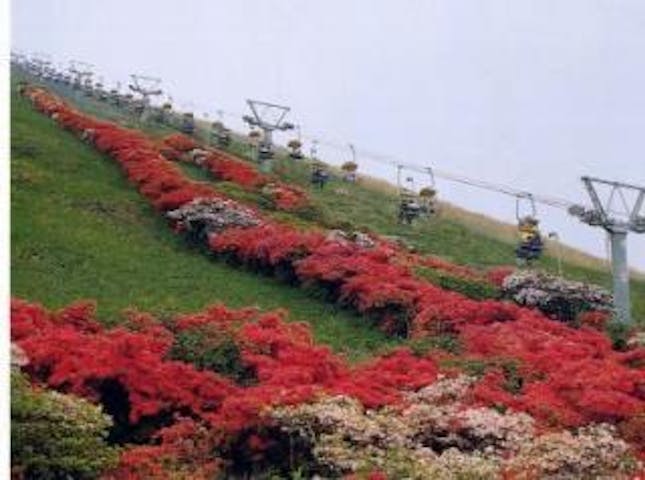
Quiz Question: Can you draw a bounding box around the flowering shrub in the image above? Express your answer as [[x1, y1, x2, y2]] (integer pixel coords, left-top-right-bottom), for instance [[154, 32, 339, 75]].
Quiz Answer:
[[260, 182, 310, 211], [501, 270, 613, 322], [268, 383, 640, 479], [157, 133, 312, 211], [577, 310, 611, 331], [270, 395, 502, 479], [504, 424, 639, 479], [12, 370, 119, 479], [12, 298, 444, 476], [103, 419, 220, 480], [486, 266, 515, 287], [23, 86, 221, 215], [11, 296, 645, 477], [161, 133, 198, 152], [462, 316, 645, 430], [202, 150, 268, 189], [166, 197, 262, 243], [209, 224, 326, 276], [12, 299, 238, 432], [326, 229, 377, 249]]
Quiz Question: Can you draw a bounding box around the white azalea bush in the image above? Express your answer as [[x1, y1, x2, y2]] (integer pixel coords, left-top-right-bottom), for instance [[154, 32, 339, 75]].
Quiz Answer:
[[267, 374, 640, 479], [506, 424, 639, 479], [326, 229, 377, 249], [269, 394, 502, 479], [501, 270, 613, 322], [166, 197, 261, 242]]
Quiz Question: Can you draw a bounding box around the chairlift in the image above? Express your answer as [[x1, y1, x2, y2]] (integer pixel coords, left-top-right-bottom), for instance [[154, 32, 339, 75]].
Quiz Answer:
[[218, 128, 232, 148], [211, 121, 231, 148], [396, 166, 421, 224], [94, 82, 108, 101], [398, 189, 422, 224], [180, 112, 195, 135], [248, 129, 261, 144], [515, 194, 544, 266], [287, 139, 303, 159], [108, 89, 121, 106], [131, 99, 145, 117], [258, 143, 273, 161], [418, 167, 438, 217], [341, 161, 358, 183], [82, 78, 94, 96], [311, 161, 329, 189]]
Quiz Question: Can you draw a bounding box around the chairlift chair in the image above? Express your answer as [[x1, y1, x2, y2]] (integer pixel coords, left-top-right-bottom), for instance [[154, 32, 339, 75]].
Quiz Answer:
[[418, 167, 438, 217], [398, 189, 422, 225], [258, 144, 273, 160], [288, 139, 304, 159], [218, 128, 231, 148], [180, 112, 195, 135], [108, 89, 120, 106], [341, 161, 358, 183], [515, 194, 544, 266], [311, 161, 329, 189], [131, 99, 145, 117]]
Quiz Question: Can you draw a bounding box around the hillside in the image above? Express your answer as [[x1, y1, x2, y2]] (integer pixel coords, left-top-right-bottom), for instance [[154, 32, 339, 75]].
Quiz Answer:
[[10, 76, 645, 479], [10, 82, 399, 360], [26, 74, 645, 323]]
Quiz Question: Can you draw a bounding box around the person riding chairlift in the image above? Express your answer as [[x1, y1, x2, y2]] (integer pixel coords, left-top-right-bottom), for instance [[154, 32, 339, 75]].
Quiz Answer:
[[398, 190, 422, 224], [515, 215, 544, 265], [311, 163, 329, 190]]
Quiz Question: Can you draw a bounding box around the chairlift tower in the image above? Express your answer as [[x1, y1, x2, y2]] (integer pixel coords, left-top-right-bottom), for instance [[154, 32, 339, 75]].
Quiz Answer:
[[128, 74, 163, 121], [242, 99, 294, 169], [569, 177, 645, 324]]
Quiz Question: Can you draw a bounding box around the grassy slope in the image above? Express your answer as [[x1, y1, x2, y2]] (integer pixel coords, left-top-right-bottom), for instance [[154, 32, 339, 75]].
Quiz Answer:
[[28, 77, 645, 323], [10, 85, 399, 360]]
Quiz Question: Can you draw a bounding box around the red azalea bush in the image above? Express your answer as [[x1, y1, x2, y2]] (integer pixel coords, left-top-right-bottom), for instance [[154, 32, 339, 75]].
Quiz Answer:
[[210, 224, 326, 269], [12, 299, 237, 428], [156, 128, 312, 211], [161, 133, 198, 152], [486, 266, 516, 287], [578, 310, 611, 330], [23, 87, 221, 215], [463, 315, 645, 432], [263, 183, 310, 211], [104, 419, 221, 480], [12, 298, 443, 476], [202, 151, 268, 189]]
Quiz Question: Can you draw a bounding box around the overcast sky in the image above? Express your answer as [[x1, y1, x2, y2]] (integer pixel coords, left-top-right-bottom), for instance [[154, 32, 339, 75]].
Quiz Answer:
[[11, 0, 645, 270]]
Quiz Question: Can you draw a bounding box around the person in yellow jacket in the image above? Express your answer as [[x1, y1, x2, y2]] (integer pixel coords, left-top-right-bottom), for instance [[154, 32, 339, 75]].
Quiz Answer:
[[516, 216, 543, 264]]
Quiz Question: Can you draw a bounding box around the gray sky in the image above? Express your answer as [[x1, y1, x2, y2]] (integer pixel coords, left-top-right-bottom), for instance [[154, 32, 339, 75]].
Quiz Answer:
[[12, 0, 645, 270]]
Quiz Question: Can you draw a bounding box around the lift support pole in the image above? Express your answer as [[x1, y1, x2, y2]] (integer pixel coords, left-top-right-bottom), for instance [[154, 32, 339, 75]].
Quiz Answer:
[[242, 99, 294, 171], [570, 176, 645, 324], [608, 226, 630, 324]]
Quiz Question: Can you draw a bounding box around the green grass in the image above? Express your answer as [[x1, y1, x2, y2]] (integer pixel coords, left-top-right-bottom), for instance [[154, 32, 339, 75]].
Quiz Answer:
[[26, 75, 645, 324], [10, 83, 400, 361]]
